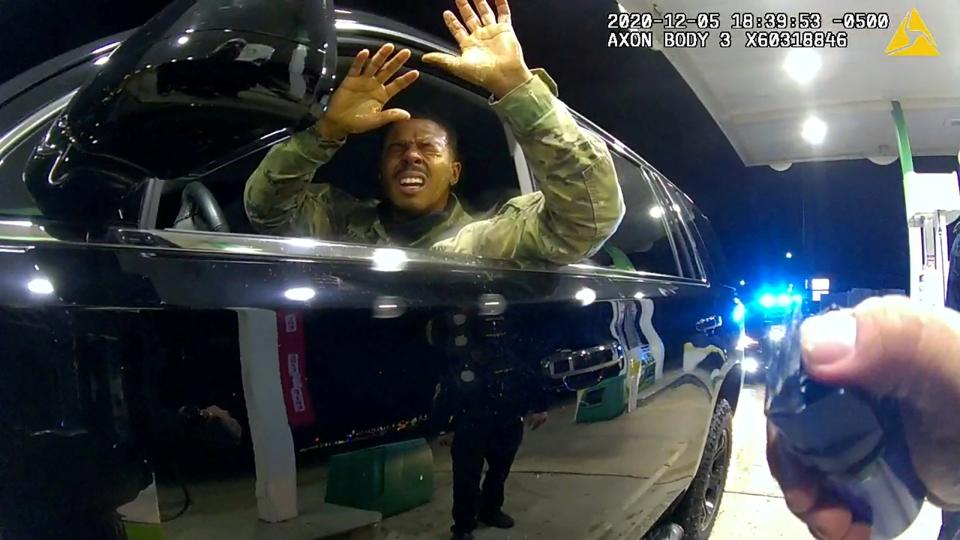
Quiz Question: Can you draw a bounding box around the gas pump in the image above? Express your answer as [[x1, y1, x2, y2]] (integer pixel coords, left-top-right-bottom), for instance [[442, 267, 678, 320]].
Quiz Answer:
[[893, 102, 960, 308], [905, 171, 960, 308]]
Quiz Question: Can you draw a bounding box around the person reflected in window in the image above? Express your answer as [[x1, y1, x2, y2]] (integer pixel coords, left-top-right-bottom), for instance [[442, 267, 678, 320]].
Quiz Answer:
[[244, 0, 624, 265]]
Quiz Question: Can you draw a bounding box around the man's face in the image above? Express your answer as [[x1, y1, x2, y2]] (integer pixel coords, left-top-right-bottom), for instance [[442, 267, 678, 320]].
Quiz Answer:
[[381, 119, 461, 217]]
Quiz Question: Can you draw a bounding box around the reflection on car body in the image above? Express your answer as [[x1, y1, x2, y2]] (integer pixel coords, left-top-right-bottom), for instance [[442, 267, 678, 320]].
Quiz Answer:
[[0, 2, 742, 539]]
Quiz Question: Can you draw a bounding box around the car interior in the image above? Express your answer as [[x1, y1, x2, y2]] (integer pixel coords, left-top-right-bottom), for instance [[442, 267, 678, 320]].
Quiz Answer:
[[154, 56, 521, 238]]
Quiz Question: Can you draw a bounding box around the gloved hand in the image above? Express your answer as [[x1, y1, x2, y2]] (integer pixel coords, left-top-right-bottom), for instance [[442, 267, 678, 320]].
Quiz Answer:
[[423, 0, 534, 99], [313, 44, 420, 140], [767, 296, 960, 539]]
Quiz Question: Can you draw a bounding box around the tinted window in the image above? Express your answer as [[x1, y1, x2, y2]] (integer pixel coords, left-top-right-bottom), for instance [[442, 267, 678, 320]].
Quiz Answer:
[[589, 151, 679, 276], [0, 118, 49, 217], [653, 175, 701, 280]]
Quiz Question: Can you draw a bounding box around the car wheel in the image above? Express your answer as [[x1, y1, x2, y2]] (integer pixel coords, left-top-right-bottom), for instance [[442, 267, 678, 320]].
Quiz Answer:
[[671, 398, 733, 540]]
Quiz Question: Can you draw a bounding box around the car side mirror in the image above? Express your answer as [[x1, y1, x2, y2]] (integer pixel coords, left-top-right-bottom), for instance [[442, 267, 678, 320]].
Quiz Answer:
[[25, 0, 338, 225]]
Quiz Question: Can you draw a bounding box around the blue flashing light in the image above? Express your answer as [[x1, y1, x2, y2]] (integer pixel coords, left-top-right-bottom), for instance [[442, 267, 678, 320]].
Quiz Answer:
[[777, 294, 791, 307], [733, 301, 746, 323], [791, 294, 803, 304], [759, 293, 776, 308]]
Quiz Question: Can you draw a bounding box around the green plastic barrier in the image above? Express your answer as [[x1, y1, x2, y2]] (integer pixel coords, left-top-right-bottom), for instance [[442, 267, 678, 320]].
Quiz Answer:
[[325, 438, 434, 517]]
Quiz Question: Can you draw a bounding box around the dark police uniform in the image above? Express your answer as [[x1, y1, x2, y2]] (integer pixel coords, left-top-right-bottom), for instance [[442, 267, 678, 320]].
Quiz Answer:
[[429, 310, 549, 535]]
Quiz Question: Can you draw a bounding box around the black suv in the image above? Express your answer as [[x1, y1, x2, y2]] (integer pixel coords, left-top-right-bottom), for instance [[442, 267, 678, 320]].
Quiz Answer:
[[0, 2, 742, 539]]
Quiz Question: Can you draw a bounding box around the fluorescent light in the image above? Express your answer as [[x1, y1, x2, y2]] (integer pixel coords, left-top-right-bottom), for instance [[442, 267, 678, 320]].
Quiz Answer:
[[575, 287, 597, 306], [801, 116, 828, 145], [94, 56, 110, 66], [284, 287, 316, 301], [783, 49, 822, 84], [743, 356, 759, 373], [648, 206, 664, 219], [27, 278, 54, 295], [372, 248, 407, 272]]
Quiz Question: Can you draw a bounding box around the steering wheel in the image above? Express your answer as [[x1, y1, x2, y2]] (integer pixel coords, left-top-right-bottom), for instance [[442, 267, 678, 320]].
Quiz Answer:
[[173, 182, 230, 233]]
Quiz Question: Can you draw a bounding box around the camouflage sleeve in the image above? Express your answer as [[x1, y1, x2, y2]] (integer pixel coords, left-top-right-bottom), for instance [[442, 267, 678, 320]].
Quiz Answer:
[[243, 129, 348, 237], [432, 69, 624, 265]]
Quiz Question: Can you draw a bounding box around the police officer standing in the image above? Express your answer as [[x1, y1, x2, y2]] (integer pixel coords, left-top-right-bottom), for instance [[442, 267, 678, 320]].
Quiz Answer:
[[430, 308, 549, 540]]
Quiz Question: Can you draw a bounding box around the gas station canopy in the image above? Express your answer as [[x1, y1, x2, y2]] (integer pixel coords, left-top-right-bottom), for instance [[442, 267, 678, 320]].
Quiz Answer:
[[618, 0, 960, 167]]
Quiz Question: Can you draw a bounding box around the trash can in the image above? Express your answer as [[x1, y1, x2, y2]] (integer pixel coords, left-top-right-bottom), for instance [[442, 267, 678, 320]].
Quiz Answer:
[[325, 438, 434, 517]]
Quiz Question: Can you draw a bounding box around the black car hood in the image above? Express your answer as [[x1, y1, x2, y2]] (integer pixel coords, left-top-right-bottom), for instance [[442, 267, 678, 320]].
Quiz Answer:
[[25, 0, 338, 224]]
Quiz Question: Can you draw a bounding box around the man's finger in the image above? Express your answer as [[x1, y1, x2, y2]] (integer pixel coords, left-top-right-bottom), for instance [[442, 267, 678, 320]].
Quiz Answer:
[[368, 108, 411, 130], [804, 497, 853, 540], [376, 49, 412, 83], [384, 70, 419, 98], [455, 0, 482, 32], [363, 43, 395, 77], [767, 423, 820, 516], [841, 523, 871, 540], [441, 10, 471, 45], [422, 53, 462, 75], [800, 296, 960, 402], [348, 49, 369, 77], [473, 0, 497, 26], [495, 0, 512, 24], [800, 296, 960, 507]]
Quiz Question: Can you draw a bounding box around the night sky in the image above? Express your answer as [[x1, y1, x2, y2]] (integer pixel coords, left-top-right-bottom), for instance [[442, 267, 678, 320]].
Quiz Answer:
[[3, 0, 955, 293]]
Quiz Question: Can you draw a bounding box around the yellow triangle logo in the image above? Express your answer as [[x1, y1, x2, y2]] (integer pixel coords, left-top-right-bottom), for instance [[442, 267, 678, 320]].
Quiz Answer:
[[885, 8, 939, 56]]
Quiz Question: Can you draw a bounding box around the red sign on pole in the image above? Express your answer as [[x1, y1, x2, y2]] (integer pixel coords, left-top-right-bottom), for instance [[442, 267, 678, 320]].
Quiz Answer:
[[276, 311, 316, 427]]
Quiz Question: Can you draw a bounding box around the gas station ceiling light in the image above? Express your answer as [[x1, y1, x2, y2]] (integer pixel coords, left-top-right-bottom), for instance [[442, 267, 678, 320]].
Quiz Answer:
[[783, 49, 822, 84], [801, 116, 828, 145]]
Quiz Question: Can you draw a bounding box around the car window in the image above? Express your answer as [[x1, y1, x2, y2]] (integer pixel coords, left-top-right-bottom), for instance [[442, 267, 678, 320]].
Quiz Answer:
[[0, 117, 50, 218], [153, 54, 521, 240], [651, 174, 702, 280], [588, 150, 680, 276]]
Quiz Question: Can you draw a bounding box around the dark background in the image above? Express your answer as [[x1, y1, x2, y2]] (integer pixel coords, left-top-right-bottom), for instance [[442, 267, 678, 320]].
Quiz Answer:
[[3, 0, 955, 293]]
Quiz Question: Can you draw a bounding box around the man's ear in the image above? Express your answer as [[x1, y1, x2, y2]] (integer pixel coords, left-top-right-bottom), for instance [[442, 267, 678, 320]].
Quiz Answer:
[[450, 161, 462, 186]]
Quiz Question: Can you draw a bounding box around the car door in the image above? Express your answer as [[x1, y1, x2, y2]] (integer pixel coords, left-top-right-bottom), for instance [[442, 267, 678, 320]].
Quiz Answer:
[[0, 8, 739, 540]]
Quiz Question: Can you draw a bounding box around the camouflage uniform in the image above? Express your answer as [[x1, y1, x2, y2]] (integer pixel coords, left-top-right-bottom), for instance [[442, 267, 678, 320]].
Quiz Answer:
[[244, 69, 624, 265]]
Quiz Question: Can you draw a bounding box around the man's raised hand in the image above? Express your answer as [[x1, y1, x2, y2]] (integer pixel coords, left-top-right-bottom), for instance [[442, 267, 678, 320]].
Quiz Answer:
[[423, 0, 533, 99], [314, 44, 420, 140]]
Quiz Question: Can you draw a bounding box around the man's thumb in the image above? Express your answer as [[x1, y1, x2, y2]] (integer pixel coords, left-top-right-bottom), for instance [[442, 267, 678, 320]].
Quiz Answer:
[[800, 296, 960, 401], [422, 53, 461, 73]]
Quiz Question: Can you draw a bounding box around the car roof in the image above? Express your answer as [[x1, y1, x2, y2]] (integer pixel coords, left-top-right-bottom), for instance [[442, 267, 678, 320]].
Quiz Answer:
[[0, 7, 679, 204]]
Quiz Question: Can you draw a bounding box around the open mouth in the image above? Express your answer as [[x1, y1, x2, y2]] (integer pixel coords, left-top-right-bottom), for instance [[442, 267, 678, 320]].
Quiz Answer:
[[396, 172, 426, 195]]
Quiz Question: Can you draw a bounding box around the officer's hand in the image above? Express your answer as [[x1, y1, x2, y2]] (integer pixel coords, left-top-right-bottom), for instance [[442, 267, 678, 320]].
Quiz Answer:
[[526, 411, 548, 431], [423, 0, 533, 99], [437, 432, 455, 447], [313, 44, 420, 140], [767, 296, 960, 540]]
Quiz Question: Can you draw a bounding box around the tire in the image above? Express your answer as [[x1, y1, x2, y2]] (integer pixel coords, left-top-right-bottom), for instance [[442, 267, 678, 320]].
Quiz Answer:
[[671, 398, 733, 540]]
